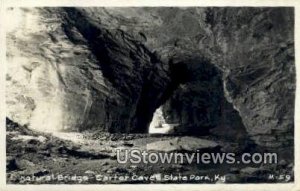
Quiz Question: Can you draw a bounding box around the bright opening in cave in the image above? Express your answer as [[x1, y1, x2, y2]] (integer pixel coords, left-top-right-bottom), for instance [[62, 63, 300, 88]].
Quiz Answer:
[[148, 106, 179, 134]]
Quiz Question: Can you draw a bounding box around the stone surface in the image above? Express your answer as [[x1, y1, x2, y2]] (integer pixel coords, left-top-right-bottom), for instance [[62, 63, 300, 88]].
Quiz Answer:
[[6, 7, 295, 147], [11, 135, 47, 143], [146, 139, 178, 152], [6, 116, 294, 184], [146, 137, 219, 152]]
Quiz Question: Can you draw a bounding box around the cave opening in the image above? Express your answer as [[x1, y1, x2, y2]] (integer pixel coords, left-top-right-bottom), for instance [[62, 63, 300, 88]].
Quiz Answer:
[[148, 58, 223, 135], [147, 59, 248, 142], [148, 61, 189, 134]]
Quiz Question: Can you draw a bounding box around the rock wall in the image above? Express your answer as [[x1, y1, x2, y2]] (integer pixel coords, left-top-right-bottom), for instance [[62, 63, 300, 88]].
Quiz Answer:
[[6, 7, 295, 147], [205, 8, 295, 147]]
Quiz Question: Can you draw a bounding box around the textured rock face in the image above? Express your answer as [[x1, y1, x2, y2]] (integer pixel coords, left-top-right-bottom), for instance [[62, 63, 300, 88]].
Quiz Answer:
[[6, 7, 295, 147], [206, 8, 295, 147]]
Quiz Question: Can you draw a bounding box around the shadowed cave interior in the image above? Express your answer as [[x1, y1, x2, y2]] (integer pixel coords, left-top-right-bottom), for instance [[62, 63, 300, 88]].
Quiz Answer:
[[61, 8, 248, 138], [147, 58, 248, 143]]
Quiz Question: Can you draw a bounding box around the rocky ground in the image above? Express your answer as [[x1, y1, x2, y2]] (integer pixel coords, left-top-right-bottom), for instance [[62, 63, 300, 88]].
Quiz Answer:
[[6, 119, 294, 184]]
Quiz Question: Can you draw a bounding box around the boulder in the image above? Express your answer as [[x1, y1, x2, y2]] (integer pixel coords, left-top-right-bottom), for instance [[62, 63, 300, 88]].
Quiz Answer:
[[146, 137, 219, 152]]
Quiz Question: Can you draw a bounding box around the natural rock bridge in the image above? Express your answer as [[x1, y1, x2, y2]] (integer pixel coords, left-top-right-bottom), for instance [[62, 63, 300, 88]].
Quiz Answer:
[[6, 7, 295, 148]]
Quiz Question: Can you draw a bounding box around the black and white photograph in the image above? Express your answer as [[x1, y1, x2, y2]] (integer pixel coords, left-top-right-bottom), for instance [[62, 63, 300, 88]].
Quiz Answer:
[[1, 1, 299, 190]]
